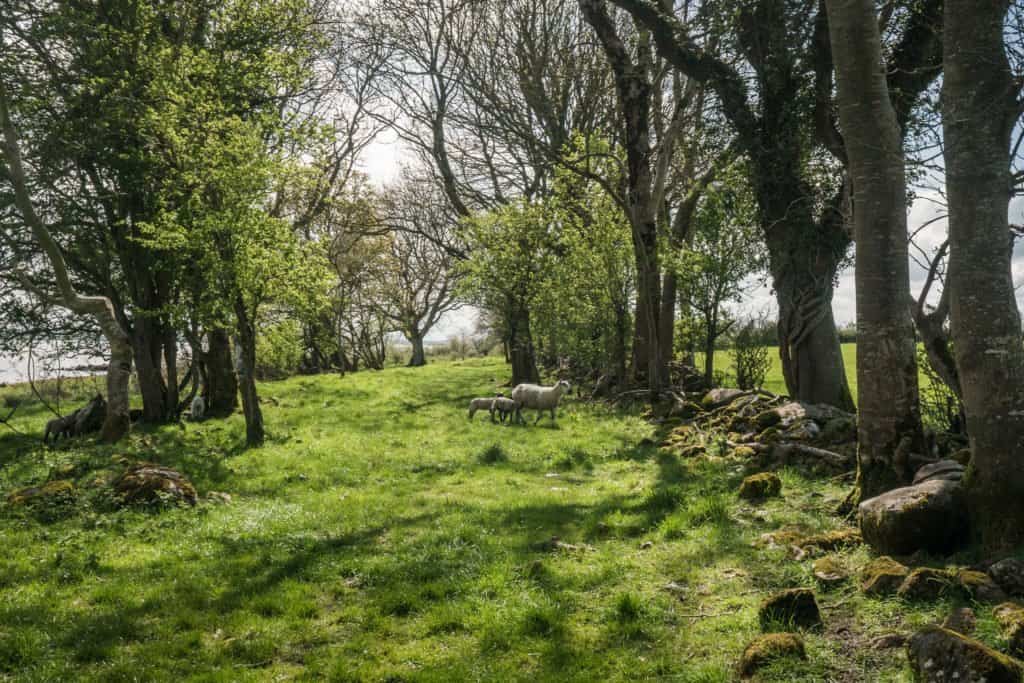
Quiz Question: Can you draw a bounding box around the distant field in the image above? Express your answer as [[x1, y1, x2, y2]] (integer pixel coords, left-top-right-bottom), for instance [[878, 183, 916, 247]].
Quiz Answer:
[[695, 342, 858, 398]]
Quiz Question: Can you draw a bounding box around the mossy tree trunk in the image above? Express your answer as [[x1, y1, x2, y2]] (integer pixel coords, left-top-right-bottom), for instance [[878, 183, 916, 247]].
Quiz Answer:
[[942, 0, 1024, 551], [824, 0, 923, 499]]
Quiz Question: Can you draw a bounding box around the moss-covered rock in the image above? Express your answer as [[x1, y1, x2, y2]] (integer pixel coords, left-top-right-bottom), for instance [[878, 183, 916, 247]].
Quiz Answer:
[[950, 448, 972, 467], [753, 409, 782, 431], [994, 602, 1024, 657], [759, 588, 822, 631], [732, 446, 757, 459], [858, 478, 967, 556], [757, 426, 781, 443], [957, 569, 1008, 603], [6, 479, 76, 507], [739, 472, 782, 500], [113, 462, 197, 507], [898, 567, 956, 601], [861, 556, 910, 596], [799, 528, 862, 552], [737, 632, 806, 678], [941, 607, 976, 636], [907, 626, 1022, 683], [819, 416, 857, 444], [989, 558, 1024, 598], [701, 388, 746, 410], [812, 556, 847, 587]]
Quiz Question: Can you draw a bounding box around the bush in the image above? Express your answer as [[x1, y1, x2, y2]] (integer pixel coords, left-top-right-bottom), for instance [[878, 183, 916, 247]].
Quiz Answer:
[[732, 318, 771, 390], [256, 318, 304, 379], [917, 346, 964, 433]]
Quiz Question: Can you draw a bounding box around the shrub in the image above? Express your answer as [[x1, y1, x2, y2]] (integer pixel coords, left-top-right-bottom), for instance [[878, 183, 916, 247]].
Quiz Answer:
[[732, 318, 771, 390], [917, 346, 964, 433]]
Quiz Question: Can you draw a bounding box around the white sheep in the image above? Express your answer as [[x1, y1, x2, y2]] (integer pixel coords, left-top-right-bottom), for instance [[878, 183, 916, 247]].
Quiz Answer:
[[190, 394, 206, 421], [511, 380, 571, 425], [468, 396, 498, 420], [490, 397, 516, 423]]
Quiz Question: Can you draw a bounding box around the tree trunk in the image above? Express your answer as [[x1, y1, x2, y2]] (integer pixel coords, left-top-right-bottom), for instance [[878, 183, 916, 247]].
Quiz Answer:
[[612, 302, 629, 389], [942, 0, 1024, 551], [507, 303, 539, 386], [205, 328, 238, 417], [132, 318, 170, 422], [408, 333, 426, 367], [163, 326, 179, 419], [703, 316, 716, 388], [630, 287, 651, 384], [825, 0, 923, 499], [233, 298, 264, 447], [659, 270, 678, 376]]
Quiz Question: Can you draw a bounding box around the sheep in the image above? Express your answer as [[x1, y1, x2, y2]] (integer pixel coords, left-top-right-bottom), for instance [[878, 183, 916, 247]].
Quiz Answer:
[[468, 397, 496, 420], [511, 380, 572, 425], [190, 394, 206, 421], [490, 397, 516, 423], [43, 412, 78, 444]]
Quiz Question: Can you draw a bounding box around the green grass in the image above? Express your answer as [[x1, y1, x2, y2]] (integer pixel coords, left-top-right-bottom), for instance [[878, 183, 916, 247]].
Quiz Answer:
[[696, 343, 858, 398], [0, 357, 999, 681]]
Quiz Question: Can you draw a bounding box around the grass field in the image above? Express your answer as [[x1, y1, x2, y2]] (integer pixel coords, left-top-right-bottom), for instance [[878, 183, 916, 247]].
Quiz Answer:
[[0, 357, 999, 681], [696, 343, 859, 399]]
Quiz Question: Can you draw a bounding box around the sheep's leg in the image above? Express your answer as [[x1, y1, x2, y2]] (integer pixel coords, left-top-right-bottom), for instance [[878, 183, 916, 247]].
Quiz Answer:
[[534, 409, 542, 425], [550, 407, 556, 423]]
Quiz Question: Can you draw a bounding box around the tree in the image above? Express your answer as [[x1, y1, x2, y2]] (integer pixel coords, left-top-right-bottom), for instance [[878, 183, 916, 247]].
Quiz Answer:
[[0, 82, 131, 442], [942, 0, 1024, 550], [824, 0, 923, 499], [674, 170, 764, 387], [375, 179, 460, 367]]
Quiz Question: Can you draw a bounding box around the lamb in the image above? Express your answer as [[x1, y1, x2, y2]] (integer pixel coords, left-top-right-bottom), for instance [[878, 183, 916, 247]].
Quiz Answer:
[[511, 380, 572, 425], [190, 395, 206, 421], [43, 412, 78, 444], [468, 396, 497, 420], [490, 397, 516, 423]]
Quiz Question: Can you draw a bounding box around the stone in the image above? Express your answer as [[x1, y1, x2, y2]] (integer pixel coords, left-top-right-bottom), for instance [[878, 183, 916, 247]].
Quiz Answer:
[[858, 479, 967, 556], [6, 480, 76, 507], [732, 446, 757, 459], [819, 416, 857, 444], [906, 626, 1022, 683], [950, 448, 972, 467], [739, 472, 782, 500], [701, 388, 746, 410], [113, 462, 197, 507], [912, 460, 965, 485], [812, 556, 847, 586], [759, 588, 822, 631], [799, 528, 862, 552], [941, 607, 976, 635], [737, 633, 806, 678], [898, 568, 956, 601], [957, 569, 1008, 603], [862, 556, 910, 596], [994, 602, 1024, 657], [989, 558, 1024, 597]]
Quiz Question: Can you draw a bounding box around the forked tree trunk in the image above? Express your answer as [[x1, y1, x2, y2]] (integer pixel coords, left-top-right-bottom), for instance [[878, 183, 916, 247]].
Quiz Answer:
[[408, 333, 426, 367], [943, 0, 1024, 551], [825, 0, 923, 499], [0, 85, 131, 442], [233, 297, 264, 447]]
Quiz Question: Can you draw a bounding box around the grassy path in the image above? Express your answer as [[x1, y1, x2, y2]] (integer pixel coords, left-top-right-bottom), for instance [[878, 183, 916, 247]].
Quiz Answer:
[[0, 358, 971, 681]]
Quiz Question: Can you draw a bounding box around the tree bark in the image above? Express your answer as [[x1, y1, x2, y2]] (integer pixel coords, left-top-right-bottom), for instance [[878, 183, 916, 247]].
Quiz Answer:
[[0, 84, 131, 442], [825, 0, 923, 499], [942, 0, 1024, 551], [204, 328, 238, 417], [507, 303, 539, 386], [233, 297, 264, 447], [408, 333, 426, 367]]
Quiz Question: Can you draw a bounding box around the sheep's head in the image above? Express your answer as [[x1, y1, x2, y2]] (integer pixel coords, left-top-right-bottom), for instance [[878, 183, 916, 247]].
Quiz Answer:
[[555, 380, 571, 394]]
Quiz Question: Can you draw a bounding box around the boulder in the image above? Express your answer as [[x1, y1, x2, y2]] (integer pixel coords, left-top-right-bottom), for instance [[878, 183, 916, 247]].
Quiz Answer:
[[941, 607, 976, 636], [912, 460, 965, 485], [6, 479, 76, 507], [738, 633, 806, 678], [858, 479, 967, 556], [989, 558, 1024, 598], [861, 556, 910, 596], [759, 588, 822, 631], [950, 448, 972, 467], [906, 626, 1022, 683], [113, 462, 197, 507], [701, 388, 746, 410], [739, 472, 782, 501], [994, 602, 1024, 657], [819, 416, 857, 444], [898, 568, 956, 601], [799, 528, 862, 553], [812, 556, 847, 587], [869, 632, 907, 649], [957, 569, 1009, 603]]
